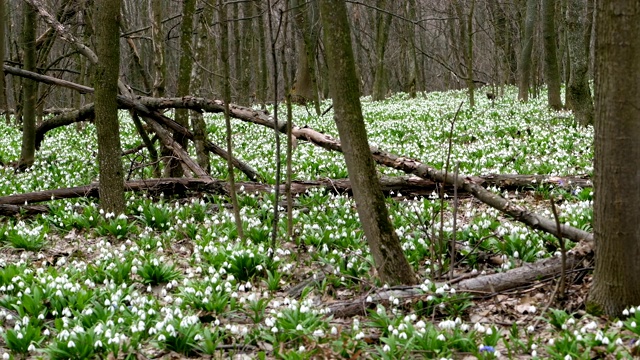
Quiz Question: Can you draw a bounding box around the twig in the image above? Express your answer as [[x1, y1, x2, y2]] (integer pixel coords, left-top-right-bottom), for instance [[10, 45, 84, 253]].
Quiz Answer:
[[550, 196, 566, 298]]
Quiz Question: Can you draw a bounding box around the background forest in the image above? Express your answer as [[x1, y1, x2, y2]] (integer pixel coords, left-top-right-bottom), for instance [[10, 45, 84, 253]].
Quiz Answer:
[[0, 0, 639, 359]]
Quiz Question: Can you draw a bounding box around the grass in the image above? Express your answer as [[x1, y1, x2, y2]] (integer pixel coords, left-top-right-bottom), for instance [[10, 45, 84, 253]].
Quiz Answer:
[[0, 86, 627, 359]]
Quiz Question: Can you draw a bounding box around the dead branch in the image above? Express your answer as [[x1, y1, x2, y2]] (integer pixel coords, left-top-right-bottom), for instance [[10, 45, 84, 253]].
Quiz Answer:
[[0, 204, 49, 216], [326, 241, 593, 318]]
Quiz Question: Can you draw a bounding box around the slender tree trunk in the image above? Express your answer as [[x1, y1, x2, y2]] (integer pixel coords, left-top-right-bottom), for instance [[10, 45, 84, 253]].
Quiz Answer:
[[542, 0, 563, 109], [168, 0, 196, 178], [0, 0, 9, 124], [219, 0, 244, 240], [94, 0, 125, 214], [191, 4, 212, 172], [237, 0, 254, 106], [150, 0, 166, 97], [290, 0, 321, 114], [454, 0, 475, 107], [319, 0, 417, 286], [371, 0, 393, 101], [587, 0, 640, 317], [18, 4, 37, 169], [565, 0, 594, 126], [256, 1, 268, 109], [518, 0, 536, 102]]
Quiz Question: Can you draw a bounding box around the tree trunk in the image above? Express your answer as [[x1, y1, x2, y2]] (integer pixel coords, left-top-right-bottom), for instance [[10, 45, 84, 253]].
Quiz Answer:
[[565, 0, 594, 126], [190, 6, 213, 173], [0, 0, 9, 125], [168, 0, 196, 178], [518, 0, 536, 102], [256, 1, 268, 109], [220, 0, 244, 240], [237, 0, 254, 106], [587, 0, 640, 317], [150, 0, 166, 98], [18, 4, 37, 169], [290, 0, 321, 114], [454, 0, 475, 107], [319, 0, 417, 286], [542, 0, 563, 110], [371, 0, 393, 101], [94, 0, 125, 214]]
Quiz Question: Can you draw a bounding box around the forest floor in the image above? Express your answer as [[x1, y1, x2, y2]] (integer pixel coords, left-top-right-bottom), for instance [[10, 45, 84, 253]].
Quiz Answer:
[[0, 88, 636, 359]]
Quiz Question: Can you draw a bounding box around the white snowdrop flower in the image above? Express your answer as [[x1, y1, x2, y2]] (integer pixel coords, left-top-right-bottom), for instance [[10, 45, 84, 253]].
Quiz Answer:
[[436, 334, 446, 341], [601, 337, 610, 345], [95, 340, 103, 347], [271, 326, 278, 333], [3, 353, 9, 359], [548, 338, 555, 345], [28, 343, 36, 352], [632, 321, 637, 328], [382, 344, 391, 352], [158, 334, 166, 341], [623, 309, 630, 316], [296, 324, 303, 331], [631, 307, 637, 314], [68, 340, 75, 348], [313, 329, 325, 337], [485, 327, 493, 335], [527, 325, 535, 333], [564, 355, 572, 360], [615, 337, 624, 345], [331, 326, 338, 335]]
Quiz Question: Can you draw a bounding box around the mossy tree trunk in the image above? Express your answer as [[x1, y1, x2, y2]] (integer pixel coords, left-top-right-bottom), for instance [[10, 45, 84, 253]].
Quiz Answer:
[[518, 0, 536, 102], [565, 0, 594, 126], [168, 0, 196, 178], [371, 0, 393, 101], [587, 0, 640, 317], [319, 0, 418, 286], [542, 0, 563, 110], [94, 0, 125, 215], [18, 4, 37, 170]]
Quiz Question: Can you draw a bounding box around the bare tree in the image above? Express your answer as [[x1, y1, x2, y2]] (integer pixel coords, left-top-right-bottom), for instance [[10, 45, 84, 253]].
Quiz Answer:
[[94, 0, 125, 214], [542, 0, 563, 109], [18, 3, 37, 169], [371, 0, 393, 101], [587, 0, 640, 317], [565, 0, 594, 125], [519, 0, 537, 102], [0, 0, 9, 124], [319, 0, 417, 285]]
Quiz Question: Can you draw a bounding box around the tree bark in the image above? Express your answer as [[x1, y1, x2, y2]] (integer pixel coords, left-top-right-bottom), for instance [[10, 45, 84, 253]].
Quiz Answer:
[[220, 0, 244, 240], [565, 0, 594, 126], [371, 0, 393, 101], [18, 4, 38, 169], [587, 0, 640, 317], [320, 0, 417, 286], [150, 0, 166, 98], [518, 0, 536, 102], [94, 0, 125, 214], [542, 0, 563, 110], [169, 0, 196, 178], [0, 0, 9, 125], [190, 6, 213, 173]]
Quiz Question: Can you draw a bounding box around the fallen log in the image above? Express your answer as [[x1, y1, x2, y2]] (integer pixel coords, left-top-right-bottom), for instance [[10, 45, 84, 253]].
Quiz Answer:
[[326, 241, 593, 318], [0, 204, 49, 216], [0, 176, 439, 206], [3, 67, 592, 242], [0, 178, 227, 205], [3, 65, 260, 182]]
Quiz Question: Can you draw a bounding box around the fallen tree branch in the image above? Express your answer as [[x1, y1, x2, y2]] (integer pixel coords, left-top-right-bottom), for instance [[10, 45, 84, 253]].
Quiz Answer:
[[3, 65, 260, 182], [326, 241, 593, 318], [0, 178, 227, 205], [3, 67, 592, 242], [0, 204, 49, 216]]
